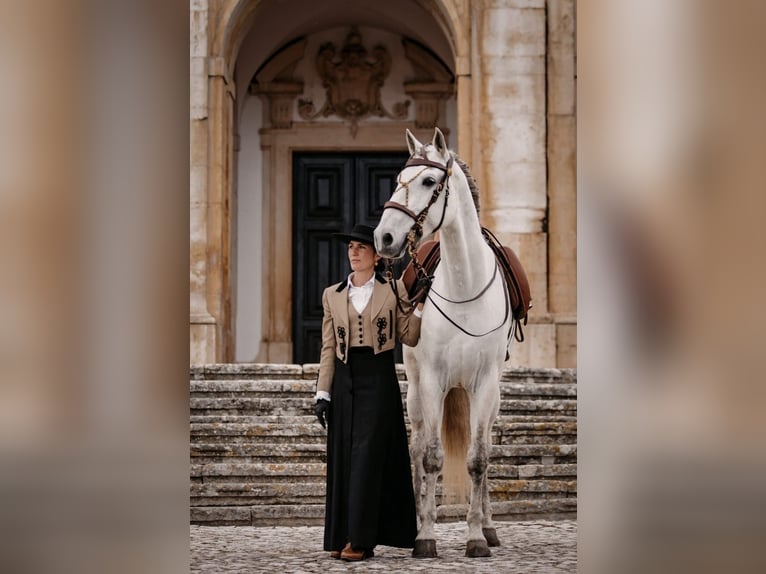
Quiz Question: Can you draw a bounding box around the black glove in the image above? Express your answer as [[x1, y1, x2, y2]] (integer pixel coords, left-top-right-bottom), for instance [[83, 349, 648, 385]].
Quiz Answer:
[[414, 275, 433, 303], [315, 399, 330, 429]]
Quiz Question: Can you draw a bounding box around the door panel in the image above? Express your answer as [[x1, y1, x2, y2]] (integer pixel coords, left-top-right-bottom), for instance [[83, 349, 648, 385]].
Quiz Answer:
[[293, 152, 408, 363]]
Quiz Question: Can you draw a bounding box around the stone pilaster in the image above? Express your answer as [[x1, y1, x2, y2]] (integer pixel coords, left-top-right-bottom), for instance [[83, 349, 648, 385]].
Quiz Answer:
[[546, 0, 576, 367], [477, 1, 552, 366], [190, 0, 216, 363]]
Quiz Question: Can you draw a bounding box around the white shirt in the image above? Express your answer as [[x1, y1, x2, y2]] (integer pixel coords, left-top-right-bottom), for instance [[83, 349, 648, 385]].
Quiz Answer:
[[347, 273, 376, 314]]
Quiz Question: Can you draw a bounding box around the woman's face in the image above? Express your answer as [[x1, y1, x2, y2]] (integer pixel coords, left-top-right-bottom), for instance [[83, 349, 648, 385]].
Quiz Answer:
[[348, 241, 379, 274]]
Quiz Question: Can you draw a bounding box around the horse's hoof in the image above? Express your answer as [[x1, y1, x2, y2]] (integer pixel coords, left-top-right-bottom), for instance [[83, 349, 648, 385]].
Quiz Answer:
[[412, 539, 437, 558], [465, 539, 492, 558], [483, 527, 501, 547]]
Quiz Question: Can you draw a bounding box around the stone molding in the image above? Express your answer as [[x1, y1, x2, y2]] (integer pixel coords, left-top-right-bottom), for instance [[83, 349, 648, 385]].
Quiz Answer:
[[249, 39, 307, 129], [249, 29, 456, 135], [402, 38, 455, 128]]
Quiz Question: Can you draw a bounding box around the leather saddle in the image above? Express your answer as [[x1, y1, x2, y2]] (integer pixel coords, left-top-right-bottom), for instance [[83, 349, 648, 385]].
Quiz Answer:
[[401, 228, 532, 342]]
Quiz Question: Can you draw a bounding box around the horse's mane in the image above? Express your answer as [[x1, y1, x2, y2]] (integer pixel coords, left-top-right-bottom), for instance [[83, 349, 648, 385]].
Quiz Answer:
[[450, 152, 480, 217]]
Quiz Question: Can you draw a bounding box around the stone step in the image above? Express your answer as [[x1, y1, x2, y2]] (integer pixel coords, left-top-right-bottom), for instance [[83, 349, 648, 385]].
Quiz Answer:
[[191, 442, 326, 463], [190, 478, 576, 506], [190, 498, 577, 526], [190, 442, 576, 465], [306, 364, 576, 384], [190, 426, 578, 446], [190, 380, 576, 399], [191, 364, 305, 380], [190, 462, 576, 481], [191, 364, 577, 385], [189, 421, 576, 447], [190, 413, 577, 425], [190, 397, 577, 417]]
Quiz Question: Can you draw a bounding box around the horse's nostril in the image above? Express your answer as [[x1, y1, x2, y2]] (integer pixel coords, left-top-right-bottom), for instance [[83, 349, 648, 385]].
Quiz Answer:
[[382, 233, 393, 246]]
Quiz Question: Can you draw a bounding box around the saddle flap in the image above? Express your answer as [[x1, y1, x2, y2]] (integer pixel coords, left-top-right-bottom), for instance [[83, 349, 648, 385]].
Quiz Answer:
[[481, 227, 532, 323], [498, 244, 532, 321]]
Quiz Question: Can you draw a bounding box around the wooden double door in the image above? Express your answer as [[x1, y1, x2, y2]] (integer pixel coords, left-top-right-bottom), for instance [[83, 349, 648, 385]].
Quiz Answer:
[[292, 151, 408, 364]]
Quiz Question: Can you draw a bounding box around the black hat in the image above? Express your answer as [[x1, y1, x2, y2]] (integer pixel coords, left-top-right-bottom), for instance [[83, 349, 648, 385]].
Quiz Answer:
[[333, 224, 376, 247]]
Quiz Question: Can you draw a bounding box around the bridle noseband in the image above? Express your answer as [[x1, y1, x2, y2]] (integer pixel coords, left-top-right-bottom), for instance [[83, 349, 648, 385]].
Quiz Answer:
[[383, 154, 454, 241]]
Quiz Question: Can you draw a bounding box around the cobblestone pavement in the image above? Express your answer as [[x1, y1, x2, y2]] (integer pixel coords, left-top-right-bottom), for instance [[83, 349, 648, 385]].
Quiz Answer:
[[190, 520, 577, 573]]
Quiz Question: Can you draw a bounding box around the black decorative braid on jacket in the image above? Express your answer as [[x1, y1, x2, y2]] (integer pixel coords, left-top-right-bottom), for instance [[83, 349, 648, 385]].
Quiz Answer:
[[337, 326, 346, 358], [376, 317, 387, 350]]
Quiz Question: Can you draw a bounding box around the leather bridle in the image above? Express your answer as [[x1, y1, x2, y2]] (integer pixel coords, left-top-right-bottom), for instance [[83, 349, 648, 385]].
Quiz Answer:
[[383, 154, 454, 314], [382, 154, 454, 242], [383, 152, 516, 342]]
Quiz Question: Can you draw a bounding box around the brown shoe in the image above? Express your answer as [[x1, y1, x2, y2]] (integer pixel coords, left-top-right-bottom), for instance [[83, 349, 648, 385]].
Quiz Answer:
[[341, 543, 373, 561], [329, 550, 341, 559]]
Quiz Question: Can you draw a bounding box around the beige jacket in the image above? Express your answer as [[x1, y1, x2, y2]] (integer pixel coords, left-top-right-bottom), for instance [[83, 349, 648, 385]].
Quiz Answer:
[[316, 275, 421, 394]]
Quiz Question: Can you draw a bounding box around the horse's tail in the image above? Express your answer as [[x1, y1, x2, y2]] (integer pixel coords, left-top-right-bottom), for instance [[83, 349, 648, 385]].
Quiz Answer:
[[440, 387, 471, 504]]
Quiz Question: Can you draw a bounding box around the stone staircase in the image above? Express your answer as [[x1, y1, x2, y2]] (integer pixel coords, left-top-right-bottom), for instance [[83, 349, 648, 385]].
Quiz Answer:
[[190, 364, 577, 526]]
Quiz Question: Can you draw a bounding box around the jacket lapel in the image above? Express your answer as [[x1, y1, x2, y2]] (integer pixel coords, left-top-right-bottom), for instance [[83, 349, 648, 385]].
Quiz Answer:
[[330, 281, 350, 337], [370, 276, 391, 319]]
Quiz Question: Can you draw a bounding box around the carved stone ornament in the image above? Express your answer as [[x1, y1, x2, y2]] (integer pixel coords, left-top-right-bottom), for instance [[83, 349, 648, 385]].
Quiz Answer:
[[298, 28, 410, 137]]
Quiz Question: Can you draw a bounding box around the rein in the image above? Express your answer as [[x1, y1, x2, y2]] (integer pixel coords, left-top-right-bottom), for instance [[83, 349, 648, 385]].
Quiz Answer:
[[426, 266, 511, 338], [429, 259, 499, 304]]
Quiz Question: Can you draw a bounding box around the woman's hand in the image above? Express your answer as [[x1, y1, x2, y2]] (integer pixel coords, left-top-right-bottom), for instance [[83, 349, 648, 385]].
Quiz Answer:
[[315, 399, 330, 429]]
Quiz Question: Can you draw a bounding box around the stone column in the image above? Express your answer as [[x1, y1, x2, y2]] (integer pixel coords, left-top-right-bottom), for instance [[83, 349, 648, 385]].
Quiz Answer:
[[477, 0, 554, 366], [205, 56, 236, 363], [546, 0, 577, 367], [190, 22, 237, 364], [190, 0, 216, 363]]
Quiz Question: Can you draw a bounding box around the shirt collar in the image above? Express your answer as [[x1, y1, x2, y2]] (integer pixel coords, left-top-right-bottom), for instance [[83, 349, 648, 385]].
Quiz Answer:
[[347, 273, 376, 290]]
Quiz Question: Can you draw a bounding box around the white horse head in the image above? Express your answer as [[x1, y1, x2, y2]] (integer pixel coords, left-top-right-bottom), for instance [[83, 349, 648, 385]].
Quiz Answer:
[[374, 127, 456, 258]]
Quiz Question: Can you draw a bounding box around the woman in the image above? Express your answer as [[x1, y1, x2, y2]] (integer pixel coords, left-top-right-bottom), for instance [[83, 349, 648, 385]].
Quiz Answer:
[[314, 223, 422, 561]]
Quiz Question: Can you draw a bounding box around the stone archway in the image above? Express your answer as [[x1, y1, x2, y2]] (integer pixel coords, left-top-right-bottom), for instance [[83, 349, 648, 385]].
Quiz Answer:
[[191, 0, 577, 368], [247, 26, 455, 362], [191, 0, 467, 363]]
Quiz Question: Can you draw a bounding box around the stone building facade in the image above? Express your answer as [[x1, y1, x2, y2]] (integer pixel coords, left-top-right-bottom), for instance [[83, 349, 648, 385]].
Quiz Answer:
[[190, 0, 576, 367]]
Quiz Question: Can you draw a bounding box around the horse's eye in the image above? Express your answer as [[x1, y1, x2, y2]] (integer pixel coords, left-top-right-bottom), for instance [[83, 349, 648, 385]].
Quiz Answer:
[[423, 177, 436, 187]]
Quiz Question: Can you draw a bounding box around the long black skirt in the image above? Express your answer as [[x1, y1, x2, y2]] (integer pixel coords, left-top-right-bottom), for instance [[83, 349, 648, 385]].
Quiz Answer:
[[323, 348, 417, 551]]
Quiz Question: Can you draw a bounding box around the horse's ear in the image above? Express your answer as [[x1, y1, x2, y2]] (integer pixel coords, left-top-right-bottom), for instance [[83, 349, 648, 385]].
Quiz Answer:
[[405, 129, 422, 156], [432, 127, 448, 157]]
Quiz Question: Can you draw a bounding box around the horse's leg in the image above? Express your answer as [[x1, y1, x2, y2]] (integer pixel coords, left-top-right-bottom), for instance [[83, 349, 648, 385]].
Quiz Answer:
[[411, 368, 445, 558], [405, 371, 425, 526], [465, 377, 501, 558], [481, 429, 501, 546]]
